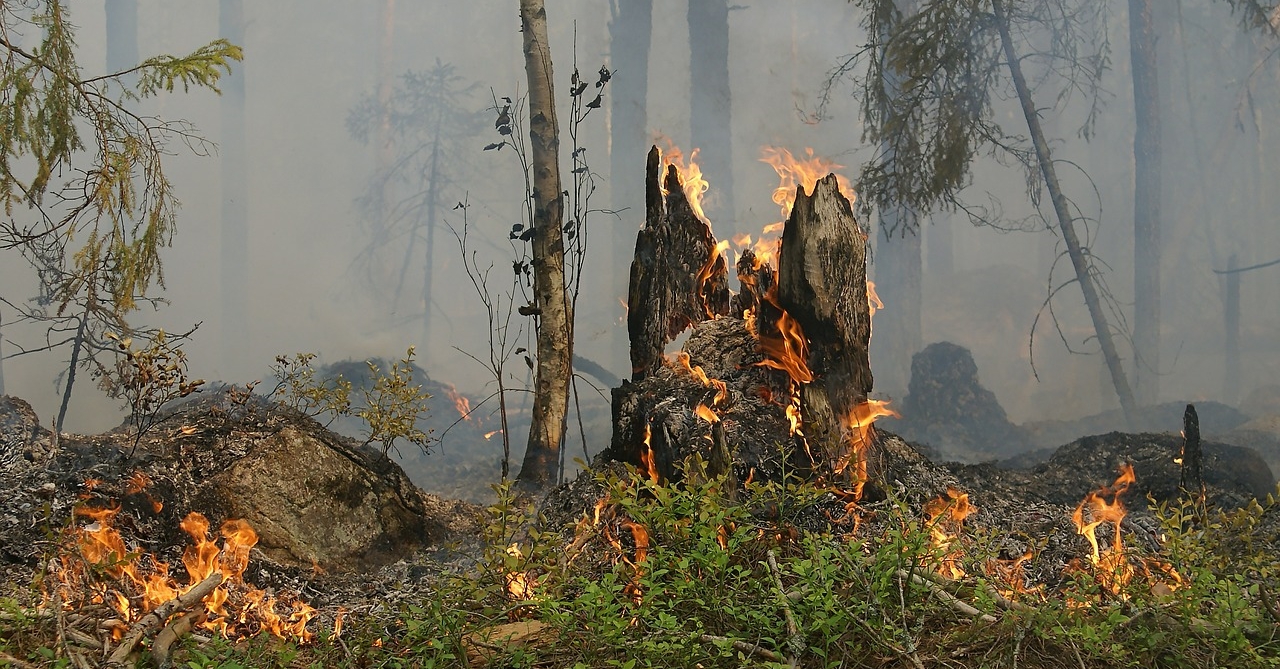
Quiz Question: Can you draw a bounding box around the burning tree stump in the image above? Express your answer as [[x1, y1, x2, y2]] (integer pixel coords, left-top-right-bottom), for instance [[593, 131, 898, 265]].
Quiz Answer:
[[609, 149, 883, 492], [628, 146, 730, 380]]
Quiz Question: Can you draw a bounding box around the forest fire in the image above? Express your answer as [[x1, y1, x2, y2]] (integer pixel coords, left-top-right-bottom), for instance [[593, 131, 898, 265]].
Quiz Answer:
[[51, 498, 315, 645]]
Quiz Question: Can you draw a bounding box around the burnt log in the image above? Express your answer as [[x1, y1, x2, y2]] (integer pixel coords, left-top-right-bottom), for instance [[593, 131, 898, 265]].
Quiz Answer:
[[627, 146, 730, 380]]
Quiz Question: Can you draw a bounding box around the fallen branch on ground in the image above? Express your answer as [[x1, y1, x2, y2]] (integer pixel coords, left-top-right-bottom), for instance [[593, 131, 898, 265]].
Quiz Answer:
[[106, 571, 223, 668]]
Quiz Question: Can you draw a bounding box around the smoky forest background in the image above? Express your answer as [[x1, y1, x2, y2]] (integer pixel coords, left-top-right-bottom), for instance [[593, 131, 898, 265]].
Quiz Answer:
[[2, 0, 1279, 501]]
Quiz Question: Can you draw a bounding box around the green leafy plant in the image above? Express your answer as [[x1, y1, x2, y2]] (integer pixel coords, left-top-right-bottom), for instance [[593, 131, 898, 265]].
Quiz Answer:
[[269, 352, 351, 423], [354, 347, 431, 457], [98, 329, 204, 453]]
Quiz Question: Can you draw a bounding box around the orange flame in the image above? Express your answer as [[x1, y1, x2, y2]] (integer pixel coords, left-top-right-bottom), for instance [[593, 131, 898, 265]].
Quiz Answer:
[[754, 302, 814, 384], [867, 281, 884, 320], [657, 142, 712, 225], [55, 504, 313, 642], [671, 352, 729, 406], [759, 146, 856, 221], [923, 488, 975, 579], [695, 404, 720, 424], [503, 543, 536, 601], [832, 400, 898, 499], [445, 385, 473, 423], [639, 423, 659, 484], [484, 429, 503, 440], [1071, 463, 1137, 596]]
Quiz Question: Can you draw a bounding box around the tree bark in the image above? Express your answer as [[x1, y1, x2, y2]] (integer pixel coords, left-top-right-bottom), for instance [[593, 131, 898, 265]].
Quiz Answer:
[[1130, 0, 1161, 406], [219, 0, 248, 378], [628, 147, 730, 380], [991, 0, 1138, 425], [609, 0, 652, 371], [688, 0, 735, 226], [516, 0, 572, 492], [777, 175, 874, 470]]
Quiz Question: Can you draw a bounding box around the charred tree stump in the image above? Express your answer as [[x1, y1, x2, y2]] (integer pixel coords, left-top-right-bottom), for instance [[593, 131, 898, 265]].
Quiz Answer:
[[775, 175, 875, 482], [1181, 403, 1204, 498], [627, 146, 730, 380], [612, 158, 882, 495]]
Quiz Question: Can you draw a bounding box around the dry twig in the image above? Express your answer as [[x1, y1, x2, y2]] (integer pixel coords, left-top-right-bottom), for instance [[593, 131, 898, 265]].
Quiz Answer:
[[897, 568, 998, 624], [766, 549, 804, 667], [151, 610, 207, 669], [0, 650, 39, 669], [106, 571, 223, 668], [699, 634, 785, 663]]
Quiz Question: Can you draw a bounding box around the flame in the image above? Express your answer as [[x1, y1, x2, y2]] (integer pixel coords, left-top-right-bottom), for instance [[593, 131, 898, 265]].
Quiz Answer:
[[483, 429, 503, 440], [831, 400, 898, 499], [1071, 463, 1137, 596], [695, 404, 720, 424], [53, 504, 313, 642], [671, 352, 729, 406], [639, 423, 659, 484], [754, 299, 813, 384], [923, 488, 975, 579], [503, 543, 536, 601], [445, 385, 473, 423], [759, 146, 856, 221], [657, 141, 711, 225], [984, 551, 1041, 600], [867, 280, 884, 320]]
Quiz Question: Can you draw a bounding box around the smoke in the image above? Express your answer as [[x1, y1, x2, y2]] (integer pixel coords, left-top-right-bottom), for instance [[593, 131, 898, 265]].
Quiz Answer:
[[1, 0, 1276, 456]]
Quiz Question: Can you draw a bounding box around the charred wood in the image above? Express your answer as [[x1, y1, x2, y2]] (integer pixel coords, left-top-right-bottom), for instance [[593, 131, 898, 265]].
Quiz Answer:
[[627, 146, 729, 380]]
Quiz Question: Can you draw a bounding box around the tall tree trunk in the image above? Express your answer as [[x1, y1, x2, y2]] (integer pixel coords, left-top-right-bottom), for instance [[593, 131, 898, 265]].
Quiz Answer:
[[219, 0, 248, 376], [609, 0, 652, 373], [992, 0, 1138, 424], [421, 123, 441, 349], [926, 214, 953, 279], [374, 0, 396, 243], [1222, 254, 1240, 406], [687, 0, 735, 226], [1130, 0, 1161, 406], [516, 0, 572, 492]]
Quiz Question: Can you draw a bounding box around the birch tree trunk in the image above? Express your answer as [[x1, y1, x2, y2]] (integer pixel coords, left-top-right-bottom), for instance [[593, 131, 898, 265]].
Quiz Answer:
[[517, 0, 572, 492]]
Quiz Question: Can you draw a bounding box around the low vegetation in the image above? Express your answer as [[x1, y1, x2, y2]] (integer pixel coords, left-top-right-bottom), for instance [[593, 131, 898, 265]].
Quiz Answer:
[[3, 458, 1277, 668]]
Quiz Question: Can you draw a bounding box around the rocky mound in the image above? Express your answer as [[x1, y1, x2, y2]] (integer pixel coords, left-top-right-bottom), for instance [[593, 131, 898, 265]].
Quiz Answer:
[[0, 390, 480, 579], [881, 342, 1033, 462]]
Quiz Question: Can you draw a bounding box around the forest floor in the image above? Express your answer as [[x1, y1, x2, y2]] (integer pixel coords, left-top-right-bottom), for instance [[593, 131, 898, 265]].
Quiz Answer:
[[2, 393, 1279, 668]]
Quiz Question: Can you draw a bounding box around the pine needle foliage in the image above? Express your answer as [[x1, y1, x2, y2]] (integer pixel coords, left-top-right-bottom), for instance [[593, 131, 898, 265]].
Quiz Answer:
[[1, 0, 240, 315], [823, 0, 1112, 235]]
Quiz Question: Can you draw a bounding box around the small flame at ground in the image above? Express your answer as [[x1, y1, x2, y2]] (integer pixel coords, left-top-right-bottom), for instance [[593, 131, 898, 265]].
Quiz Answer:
[[923, 488, 975, 579], [53, 500, 314, 642], [1071, 463, 1137, 597], [445, 384, 473, 423]]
